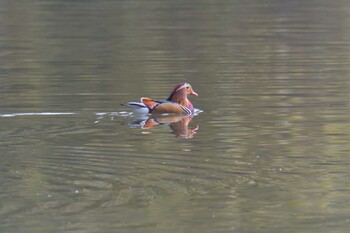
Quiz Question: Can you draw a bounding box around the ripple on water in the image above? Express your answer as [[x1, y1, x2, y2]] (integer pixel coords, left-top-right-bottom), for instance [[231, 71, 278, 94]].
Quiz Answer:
[[0, 110, 257, 231]]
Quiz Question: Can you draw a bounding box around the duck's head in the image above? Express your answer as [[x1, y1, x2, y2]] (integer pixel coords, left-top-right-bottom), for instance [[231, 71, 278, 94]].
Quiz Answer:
[[168, 83, 198, 101]]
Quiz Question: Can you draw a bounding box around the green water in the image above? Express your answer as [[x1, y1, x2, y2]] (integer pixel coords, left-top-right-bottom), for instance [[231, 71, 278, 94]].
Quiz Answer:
[[1, 0, 350, 232]]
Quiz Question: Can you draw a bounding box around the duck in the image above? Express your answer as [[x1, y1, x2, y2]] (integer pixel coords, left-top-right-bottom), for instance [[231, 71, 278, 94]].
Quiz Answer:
[[122, 83, 198, 115]]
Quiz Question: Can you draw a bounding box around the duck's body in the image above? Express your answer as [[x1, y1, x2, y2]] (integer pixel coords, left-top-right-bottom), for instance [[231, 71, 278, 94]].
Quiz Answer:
[[122, 83, 198, 115], [121, 101, 149, 114]]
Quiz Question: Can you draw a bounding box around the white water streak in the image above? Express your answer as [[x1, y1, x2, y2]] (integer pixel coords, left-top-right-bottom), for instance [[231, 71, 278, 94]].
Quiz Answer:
[[0, 112, 78, 117]]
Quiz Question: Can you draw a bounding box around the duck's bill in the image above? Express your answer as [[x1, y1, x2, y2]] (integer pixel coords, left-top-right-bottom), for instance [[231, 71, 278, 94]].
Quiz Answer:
[[190, 90, 198, 96]]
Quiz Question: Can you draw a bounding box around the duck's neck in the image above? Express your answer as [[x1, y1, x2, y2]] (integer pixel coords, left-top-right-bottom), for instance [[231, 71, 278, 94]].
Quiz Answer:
[[168, 92, 193, 111]]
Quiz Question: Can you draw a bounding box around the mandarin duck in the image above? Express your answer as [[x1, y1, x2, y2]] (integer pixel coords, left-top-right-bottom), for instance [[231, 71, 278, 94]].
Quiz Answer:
[[122, 83, 198, 115]]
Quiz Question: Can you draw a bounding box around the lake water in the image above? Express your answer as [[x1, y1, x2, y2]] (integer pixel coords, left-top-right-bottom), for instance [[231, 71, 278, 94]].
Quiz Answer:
[[1, 0, 350, 232]]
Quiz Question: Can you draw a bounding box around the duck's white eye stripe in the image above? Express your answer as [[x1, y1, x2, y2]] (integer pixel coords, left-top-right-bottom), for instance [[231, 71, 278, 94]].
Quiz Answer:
[[176, 85, 185, 91], [176, 83, 189, 92]]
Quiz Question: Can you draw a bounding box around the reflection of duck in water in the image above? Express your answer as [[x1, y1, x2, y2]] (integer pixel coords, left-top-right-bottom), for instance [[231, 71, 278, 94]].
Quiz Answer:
[[143, 114, 199, 139], [122, 83, 198, 115]]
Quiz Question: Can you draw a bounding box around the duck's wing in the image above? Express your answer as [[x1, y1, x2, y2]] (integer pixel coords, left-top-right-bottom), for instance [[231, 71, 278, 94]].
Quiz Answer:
[[141, 98, 192, 115]]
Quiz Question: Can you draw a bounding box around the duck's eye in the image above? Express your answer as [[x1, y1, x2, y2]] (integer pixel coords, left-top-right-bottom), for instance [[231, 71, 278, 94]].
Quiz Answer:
[[186, 86, 190, 89]]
